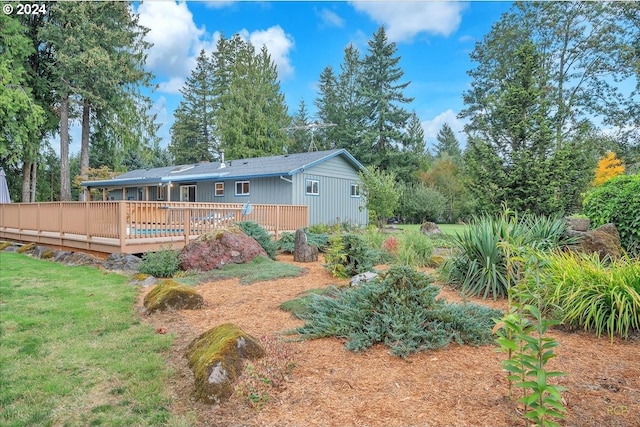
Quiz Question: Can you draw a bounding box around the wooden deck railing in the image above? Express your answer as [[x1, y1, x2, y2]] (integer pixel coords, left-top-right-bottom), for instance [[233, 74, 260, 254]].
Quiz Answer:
[[0, 201, 308, 254]]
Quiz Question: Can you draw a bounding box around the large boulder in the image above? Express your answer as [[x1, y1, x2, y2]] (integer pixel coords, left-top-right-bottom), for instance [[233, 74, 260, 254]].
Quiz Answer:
[[184, 323, 266, 404], [567, 223, 623, 260], [143, 279, 205, 313], [179, 226, 266, 271], [293, 229, 318, 262]]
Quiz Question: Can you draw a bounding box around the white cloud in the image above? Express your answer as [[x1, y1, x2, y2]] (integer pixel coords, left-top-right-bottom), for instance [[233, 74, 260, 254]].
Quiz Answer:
[[136, 1, 205, 78], [350, 1, 467, 42], [157, 77, 185, 95], [317, 8, 345, 28], [421, 109, 467, 150], [240, 26, 295, 79]]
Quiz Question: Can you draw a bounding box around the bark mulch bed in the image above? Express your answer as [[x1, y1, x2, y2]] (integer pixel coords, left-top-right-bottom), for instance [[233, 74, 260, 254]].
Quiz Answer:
[[138, 254, 640, 427]]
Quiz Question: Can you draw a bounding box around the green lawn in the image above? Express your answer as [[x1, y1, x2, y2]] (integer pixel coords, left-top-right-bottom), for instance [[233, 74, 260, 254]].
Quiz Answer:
[[397, 223, 468, 236], [0, 252, 192, 427]]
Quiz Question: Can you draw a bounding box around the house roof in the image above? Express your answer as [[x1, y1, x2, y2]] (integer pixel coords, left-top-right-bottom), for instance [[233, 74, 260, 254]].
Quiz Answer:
[[82, 148, 365, 188]]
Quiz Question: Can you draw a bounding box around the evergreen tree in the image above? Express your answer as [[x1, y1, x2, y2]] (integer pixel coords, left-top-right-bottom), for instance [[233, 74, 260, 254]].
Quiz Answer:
[[462, 1, 639, 149], [314, 65, 340, 149], [463, 41, 559, 215], [41, 2, 156, 200], [169, 49, 216, 164], [215, 37, 289, 159], [358, 26, 413, 168], [434, 123, 461, 160], [0, 14, 45, 202], [288, 100, 313, 153]]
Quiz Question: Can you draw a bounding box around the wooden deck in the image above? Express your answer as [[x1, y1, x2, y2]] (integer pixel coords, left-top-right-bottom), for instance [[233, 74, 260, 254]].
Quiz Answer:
[[0, 201, 308, 254]]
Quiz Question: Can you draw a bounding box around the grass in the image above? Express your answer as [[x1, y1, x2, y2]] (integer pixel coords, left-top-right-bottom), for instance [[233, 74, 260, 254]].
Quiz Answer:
[[0, 252, 192, 427], [175, 255, 305, 285], [397, 223, 469, 236]]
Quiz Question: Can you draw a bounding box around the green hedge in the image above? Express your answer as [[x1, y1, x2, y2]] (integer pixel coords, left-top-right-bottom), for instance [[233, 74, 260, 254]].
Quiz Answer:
[[583, 174, 640, 255]]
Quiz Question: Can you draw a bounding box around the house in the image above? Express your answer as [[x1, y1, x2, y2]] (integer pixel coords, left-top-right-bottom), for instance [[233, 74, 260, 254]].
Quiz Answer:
[[82, 148, 369, 226]]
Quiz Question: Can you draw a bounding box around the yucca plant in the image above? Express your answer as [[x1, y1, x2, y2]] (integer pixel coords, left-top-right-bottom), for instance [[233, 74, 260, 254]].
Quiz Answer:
[[441, 210, 571, 300], [525, 251, 640, 340]]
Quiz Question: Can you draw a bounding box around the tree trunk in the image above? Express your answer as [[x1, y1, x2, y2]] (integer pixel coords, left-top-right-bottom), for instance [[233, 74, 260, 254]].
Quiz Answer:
[[30, 161, 37, 202], [79, 98, 90, 201], [60, 94, 71, 201], [21, 161, 32, 202]]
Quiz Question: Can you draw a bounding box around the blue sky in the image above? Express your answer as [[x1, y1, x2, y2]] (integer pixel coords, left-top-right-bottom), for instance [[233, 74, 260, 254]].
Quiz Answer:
[[68, 1, 515, 156]]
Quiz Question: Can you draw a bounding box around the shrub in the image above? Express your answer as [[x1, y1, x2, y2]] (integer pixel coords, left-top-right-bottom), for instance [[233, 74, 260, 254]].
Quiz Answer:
[[441, 212, 572, 299], [291, 265, 501, 358], [522, 251, 640, 340], [237, 221, 278, 260], [140, 247, 180, 278], [583, 174, 640, 256], [396, 182, 447, 223], [323, 233, 379, 278]]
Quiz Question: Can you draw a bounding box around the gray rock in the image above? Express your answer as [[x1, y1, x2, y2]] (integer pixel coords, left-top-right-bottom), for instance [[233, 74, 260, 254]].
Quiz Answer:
[[293, 229, 318, 262], [420, 221, 443, 235], [351, 271, 378, 286], [566, 223, 623, 261], [103, 253, 141, 271], [54, 251, 73, 262]]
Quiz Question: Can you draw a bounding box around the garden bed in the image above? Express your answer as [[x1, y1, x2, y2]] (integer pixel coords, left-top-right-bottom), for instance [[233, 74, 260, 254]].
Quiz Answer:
[[139, 254, 640, 427]]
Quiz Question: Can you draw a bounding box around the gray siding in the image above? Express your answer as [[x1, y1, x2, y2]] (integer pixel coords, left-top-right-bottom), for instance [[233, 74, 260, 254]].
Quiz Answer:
[[195, 177, 293, 204], [291, 156, 368, 226]]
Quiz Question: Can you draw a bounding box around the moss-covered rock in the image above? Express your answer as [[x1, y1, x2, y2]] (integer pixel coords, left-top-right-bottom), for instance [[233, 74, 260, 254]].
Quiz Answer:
[[184, 323, 266, 404], [143, 279, 204, 313], [17, 243, 36, 254], [0, 241, 12, 251]]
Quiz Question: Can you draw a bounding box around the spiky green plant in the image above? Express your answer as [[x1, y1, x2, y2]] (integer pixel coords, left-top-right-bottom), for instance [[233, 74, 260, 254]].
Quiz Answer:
[[523, 251, 640, 340], [441, 211, 572, 300]]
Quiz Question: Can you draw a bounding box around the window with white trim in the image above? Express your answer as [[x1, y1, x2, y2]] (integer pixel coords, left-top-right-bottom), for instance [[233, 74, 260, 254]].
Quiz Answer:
[[214, 182, 224, 197], [235, 181, 250, 196], [306, 179, 319, 195], [350, 183, 361, 197], [157, 185, 166, 200], [180, 185, 196, 202]]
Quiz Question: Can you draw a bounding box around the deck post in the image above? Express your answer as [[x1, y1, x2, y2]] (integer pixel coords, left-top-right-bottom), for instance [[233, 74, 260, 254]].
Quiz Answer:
[[184, 209, 191, 246], [85, 202, 91, 243], [119, 202, 126, 252]]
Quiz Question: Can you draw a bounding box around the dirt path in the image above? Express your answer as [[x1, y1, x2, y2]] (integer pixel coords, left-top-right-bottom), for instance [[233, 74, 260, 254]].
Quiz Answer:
[[139, 254, 640, 427]]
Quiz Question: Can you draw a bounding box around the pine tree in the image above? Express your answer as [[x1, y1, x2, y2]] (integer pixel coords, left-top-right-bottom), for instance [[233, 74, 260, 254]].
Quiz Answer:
[[288, 100, 312, 153], [593, 151, 625, 186], [358, 27, 413, 168], [169, 49, 216, 164], [434, 123, 461, 160], [464, 40, 558, 215], [314, 66, 340, 150], [214, 37, 289, 159]]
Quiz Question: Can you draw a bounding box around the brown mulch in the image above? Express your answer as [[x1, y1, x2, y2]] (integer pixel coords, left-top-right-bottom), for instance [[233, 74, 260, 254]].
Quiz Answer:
[[138, 254, 640, 427]]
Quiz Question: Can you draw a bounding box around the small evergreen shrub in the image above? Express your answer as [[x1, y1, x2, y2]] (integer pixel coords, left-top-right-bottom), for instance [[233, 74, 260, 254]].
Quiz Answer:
[[583, 174, 640, 256], [292, 265, 501, 357], [323, 233, 379, 278], [140, 247, 180, 278], [237, 221, 277, 260]]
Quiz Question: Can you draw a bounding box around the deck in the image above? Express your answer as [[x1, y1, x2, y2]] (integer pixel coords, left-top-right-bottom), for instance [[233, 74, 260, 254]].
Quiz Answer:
[[0, 201, 308, 254]]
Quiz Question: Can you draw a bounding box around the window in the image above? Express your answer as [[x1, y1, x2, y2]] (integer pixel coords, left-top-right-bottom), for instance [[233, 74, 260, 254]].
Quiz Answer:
[[157, 185, 166, 200], [350, 183, 361, 198], [235, 181, 250, 196], [215, 182, 224, 197], [180, 185, 196, 202], [306, 179, 319, 195]]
